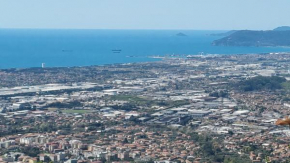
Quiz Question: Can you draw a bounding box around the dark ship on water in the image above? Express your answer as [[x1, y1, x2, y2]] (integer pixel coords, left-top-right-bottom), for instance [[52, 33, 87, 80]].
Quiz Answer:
[[112, 49, 122, 53]]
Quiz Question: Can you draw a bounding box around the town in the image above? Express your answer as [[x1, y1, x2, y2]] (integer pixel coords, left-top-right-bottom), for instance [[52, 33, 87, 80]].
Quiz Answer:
[[1, 52, 290, 163]]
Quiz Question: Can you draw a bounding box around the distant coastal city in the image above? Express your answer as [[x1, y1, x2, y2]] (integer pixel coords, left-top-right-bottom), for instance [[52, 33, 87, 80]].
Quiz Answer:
[[1, 52, 290, 162]]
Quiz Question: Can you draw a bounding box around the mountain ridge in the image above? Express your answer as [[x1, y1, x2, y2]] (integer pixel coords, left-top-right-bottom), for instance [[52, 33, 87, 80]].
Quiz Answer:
[[212, 27, 290, 47]]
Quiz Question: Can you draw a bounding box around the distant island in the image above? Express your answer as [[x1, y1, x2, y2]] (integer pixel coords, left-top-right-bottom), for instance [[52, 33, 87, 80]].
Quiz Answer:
[[176, 32, 187, 36], [212, 27, 290, 47]]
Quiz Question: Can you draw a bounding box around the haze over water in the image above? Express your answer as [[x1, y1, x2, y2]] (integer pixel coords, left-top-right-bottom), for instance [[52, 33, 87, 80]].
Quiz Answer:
[[0, 29, 289, 69]]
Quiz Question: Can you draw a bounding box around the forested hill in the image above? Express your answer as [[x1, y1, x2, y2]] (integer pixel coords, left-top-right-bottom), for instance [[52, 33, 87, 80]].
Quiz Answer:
[[273, 26, 290, 31], [212, 30, 290, 47]]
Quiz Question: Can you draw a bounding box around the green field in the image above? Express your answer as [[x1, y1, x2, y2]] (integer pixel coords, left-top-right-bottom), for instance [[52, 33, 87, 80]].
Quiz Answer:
[[47, 107, 57, 111], [110, 95, 189, 108], [111, 95, 146, 101]]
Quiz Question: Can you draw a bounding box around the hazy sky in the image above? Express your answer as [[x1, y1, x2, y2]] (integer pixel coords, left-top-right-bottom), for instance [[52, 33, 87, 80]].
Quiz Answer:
[[0, 0, 289, 30]]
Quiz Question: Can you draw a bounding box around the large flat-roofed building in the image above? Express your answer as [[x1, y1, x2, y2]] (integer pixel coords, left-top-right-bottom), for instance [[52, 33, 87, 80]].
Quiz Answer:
[[188, 109, 211, 118]]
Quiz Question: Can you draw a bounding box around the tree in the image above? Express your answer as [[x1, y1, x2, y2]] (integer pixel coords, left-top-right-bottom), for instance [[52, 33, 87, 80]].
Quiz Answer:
[[21, 146, 40, 157], [123, 138, 129, 144]]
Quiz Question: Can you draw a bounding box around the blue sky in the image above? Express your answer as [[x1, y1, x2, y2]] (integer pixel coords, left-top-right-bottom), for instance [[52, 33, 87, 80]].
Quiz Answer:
[[0, 0, 289, 30]]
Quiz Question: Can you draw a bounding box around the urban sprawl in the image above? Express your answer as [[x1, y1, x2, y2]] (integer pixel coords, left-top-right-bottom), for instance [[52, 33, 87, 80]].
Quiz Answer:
[[1, 53, 290, 163]]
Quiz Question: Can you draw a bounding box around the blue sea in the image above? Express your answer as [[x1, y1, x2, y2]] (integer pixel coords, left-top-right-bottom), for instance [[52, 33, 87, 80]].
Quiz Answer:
[[0, 29, 289, 69]]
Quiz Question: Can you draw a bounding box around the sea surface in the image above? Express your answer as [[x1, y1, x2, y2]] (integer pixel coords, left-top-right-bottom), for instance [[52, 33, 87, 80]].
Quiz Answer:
[[0, 29, 289, 69]]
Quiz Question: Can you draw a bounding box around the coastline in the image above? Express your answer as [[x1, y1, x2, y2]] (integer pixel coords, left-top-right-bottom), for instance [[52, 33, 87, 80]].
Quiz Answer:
[[1, 51, 290, 71], [1, 29, 290, 69]]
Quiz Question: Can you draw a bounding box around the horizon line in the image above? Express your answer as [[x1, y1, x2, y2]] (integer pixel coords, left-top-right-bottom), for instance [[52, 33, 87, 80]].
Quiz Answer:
[[0, 27, 276, 31]]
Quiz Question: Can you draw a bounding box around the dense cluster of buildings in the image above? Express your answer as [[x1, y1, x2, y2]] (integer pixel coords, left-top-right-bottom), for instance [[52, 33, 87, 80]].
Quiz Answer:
[[1, 52, 290, 162]]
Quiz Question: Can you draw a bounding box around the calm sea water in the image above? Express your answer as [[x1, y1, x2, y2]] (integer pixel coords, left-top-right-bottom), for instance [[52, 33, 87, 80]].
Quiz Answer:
[[0, 29, 289, 69]]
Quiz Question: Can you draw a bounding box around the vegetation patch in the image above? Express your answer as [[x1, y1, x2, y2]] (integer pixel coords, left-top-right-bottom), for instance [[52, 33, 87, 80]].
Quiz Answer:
[[282, 81, 290, 90], [110, 95, 189, 109], [238, 76, 286, 91]]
